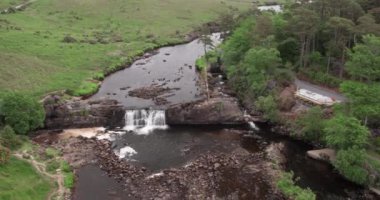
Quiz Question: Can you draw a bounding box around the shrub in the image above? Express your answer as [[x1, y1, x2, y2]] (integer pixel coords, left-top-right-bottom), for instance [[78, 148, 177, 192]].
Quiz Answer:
[[64, 172, 75, 188], [277, 171, 316, 200], [0, 125, 22, 150], [324, 115, 369, 150], [300, 69, 342, 88], [46, 160, 60, 173], [334, 148, 368, 185], [70, 81, 99, 97], [0, 145, 10, 165], [374, 137, 380, 148], [195, 56, 207, 71], [61, 161, 71, 173], [0, 92, 45, 135], [45, 148, 60, 159], [62, 35, 77, 43], [255, 95, 280, 123], [93, 72, 105, 81], [295, 107, 325, 141]]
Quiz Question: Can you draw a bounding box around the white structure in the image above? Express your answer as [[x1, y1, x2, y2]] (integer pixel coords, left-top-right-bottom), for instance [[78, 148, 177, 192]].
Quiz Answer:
[[295, 89, 339, 106]]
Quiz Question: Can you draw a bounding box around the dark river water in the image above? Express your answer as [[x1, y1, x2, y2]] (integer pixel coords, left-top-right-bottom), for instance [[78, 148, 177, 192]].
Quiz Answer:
[[91, 33, 221, 109], [75, 34, 367, 200], [74, 125, 365, 200]]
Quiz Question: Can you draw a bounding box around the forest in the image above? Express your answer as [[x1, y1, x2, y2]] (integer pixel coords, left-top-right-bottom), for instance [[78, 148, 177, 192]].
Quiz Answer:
[[219, 0, 380, 190]]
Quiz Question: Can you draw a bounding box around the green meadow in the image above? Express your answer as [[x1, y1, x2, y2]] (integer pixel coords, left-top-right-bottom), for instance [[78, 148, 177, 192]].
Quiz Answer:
[[0, 157, 52, 200], [0, 0, 252, 97]]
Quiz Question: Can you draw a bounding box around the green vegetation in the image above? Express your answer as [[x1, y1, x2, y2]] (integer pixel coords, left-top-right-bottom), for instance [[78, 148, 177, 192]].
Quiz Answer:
[[0, 125, 22, 150], [295, 107, 325, 141], [0, 92, 45, 135], [324, 115, 369, 150], [0, 156, 51, 200], [63, 171, 75, 189], [0, 0, 252, 97], [334, 147, 368, 185], [195, 56, 208, 71], [277, 171, 316, 200], [0, 0, 25, 9], [220, 0, 380, 189], [255, 95, 279, 123]]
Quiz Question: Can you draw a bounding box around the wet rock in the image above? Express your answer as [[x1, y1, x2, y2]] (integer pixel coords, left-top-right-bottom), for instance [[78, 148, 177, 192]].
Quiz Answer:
[[128, 84, 178, 101], [166, 97, 245, 125], [43, 95, 124, 129]]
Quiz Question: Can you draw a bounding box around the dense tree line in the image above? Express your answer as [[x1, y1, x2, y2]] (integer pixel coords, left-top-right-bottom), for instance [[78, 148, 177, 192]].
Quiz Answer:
[[221, 0, 380, 186]]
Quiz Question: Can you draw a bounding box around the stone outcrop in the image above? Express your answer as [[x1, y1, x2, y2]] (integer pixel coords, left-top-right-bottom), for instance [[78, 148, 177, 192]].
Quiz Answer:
[[278, 85, 296, 112], [166, 97, 245, 125], [307, 148, 336, 162], [43, 95, 124, 129]]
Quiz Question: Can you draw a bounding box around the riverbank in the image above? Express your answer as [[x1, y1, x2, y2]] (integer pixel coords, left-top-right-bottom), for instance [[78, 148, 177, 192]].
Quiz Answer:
[[0, 0, 251, 97]]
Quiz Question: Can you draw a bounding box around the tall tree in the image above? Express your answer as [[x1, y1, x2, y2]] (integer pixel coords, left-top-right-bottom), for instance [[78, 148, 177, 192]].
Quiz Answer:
[[324, 114, 369, 150], [288, 7, 320, 69], [325, 16, 354, 77], [346, 35, 380, 82], [340, 81, 380, 125]]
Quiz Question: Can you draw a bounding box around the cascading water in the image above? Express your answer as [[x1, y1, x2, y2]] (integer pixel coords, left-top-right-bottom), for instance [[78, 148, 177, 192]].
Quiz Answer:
[[123, 109, 168, 134]]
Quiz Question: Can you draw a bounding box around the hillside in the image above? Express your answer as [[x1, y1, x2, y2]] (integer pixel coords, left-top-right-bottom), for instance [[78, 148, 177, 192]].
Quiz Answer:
[[0, 0, 251, 97]]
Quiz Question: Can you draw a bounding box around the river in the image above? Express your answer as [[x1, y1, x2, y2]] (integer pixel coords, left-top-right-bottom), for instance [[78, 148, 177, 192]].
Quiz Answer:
[[73, 33, 367, 199]]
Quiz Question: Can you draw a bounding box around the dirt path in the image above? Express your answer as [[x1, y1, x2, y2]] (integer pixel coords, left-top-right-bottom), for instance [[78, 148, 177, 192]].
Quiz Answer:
[[14, 152, 66, 200]]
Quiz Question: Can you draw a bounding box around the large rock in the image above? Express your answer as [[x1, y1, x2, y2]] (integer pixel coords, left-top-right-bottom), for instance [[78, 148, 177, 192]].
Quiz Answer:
[[278, 85, 296, 111], [166, 97, 245, 125], [43, 95, 124, 129]]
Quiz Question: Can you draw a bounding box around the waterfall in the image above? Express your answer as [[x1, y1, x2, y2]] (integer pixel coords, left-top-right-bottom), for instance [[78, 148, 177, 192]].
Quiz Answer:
[[123, 110, 168, 134], [248, 122, 259, 131]]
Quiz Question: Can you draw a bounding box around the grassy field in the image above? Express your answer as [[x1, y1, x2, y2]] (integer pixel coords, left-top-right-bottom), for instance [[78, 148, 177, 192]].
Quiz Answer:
[[0, 0, 26, 9], [0, 157, 51, 200], [0, 0, 252, 97]]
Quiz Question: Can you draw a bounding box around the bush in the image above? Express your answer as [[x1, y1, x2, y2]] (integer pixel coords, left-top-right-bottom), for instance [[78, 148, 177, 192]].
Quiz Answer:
[[295, 107, 325, 141], [277, 171, 316, 200], [46, 160, 60, 173], [64, 172, 75, 188], [334, 148, 368, 185], [374, 137, 380, 148], [324, 115, 369, 150], [0, 92, 45, 135], [69, 81, 99, 97], [0, 145, 10, 165], [45, 148, 60, 159], [61, 161, 71, 173], [0, 125, 22, 150], [300, 69, 342, 88], [93, 72, 105, 81], [195, 56, 208, 71], [255, 95, 280, 123]]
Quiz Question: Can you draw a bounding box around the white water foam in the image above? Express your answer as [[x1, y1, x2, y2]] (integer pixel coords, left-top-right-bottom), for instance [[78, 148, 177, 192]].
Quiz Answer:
[[248, 122, 260, 131], [115, 146, 137, 159], [123, 110, 168, 135]]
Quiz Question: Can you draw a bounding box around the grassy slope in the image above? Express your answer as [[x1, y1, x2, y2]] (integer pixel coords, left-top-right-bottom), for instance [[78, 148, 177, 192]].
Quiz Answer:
[[0, 157, 51, 200], [0, 0, 26, 9], [0, 0, 252, 97]]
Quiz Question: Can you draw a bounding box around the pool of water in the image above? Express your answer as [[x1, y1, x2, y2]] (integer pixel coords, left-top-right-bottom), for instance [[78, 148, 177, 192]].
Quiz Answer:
[[91, 33, 221, 109]]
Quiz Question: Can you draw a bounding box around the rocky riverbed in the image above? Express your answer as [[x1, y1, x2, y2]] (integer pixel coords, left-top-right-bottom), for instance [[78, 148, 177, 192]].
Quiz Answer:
[[38, 134, 285, 200]]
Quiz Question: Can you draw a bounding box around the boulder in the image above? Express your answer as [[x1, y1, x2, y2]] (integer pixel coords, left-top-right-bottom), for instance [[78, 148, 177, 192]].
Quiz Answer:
[[43, 96, 124, 129], [278, 85, 296, 111], [166, 97, 245, 125]]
